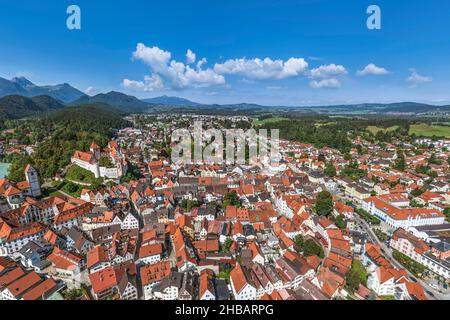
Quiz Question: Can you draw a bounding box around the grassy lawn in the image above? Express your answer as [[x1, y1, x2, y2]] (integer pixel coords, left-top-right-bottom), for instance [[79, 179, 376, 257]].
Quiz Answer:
[[367, 125, 399, 134], [48, 180, 83, 198], [65, 165, 97, 184], [60, 181, 83, 198], [351, 259, 368, 286], [409, 123, 450, 138]]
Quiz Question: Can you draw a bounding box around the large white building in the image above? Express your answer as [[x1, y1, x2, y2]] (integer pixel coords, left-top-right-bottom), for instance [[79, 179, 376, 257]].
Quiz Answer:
[[362, 195, 446, 229], [71, 141, 127, 179]]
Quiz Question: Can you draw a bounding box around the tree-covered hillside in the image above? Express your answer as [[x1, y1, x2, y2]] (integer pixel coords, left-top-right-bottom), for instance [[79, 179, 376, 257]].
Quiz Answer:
[[0, 95, 65, 120], [3, 104, 131, 180]]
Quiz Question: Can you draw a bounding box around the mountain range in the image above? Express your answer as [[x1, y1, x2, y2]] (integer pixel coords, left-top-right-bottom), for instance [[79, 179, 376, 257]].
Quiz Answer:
[[71, 91, 151, 113], [0, 76, 449, 120], [0, 76, 86, 103]]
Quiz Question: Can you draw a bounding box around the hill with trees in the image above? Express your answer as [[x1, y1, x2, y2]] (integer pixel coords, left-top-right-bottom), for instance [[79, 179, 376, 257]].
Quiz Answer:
[[3, 104, 131, 180], [71, 91, 151, 113], [0, 95, 65, 120]]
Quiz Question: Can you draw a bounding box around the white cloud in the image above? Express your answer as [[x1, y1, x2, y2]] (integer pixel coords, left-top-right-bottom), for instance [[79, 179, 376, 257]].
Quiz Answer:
[[84, 86, 95, 95], [406, 68, 432, 84], [309, 64, 347, 79], [186, 49, 196, 64], [357, 63, 390, 76], [132, 43, 172, 72], [125, 43, 225, 90], [213, 57, 308, 80], [197, 58, 207, 69], [309, 78, 341, 89], [124, 43, 350, 92], [122, 74, 164, 92]]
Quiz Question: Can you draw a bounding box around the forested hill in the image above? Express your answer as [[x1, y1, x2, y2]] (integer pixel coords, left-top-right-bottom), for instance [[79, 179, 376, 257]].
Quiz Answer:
[[41, 104, 130, 134], [0, 95, 65, 120], [71, 91, 151, 113], [3, 104, 131, 181], [261, 118, 354, 153]]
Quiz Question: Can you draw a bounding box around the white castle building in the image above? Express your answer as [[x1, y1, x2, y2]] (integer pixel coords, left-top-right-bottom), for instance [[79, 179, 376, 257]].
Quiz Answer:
[[71, 141, 127, 179]]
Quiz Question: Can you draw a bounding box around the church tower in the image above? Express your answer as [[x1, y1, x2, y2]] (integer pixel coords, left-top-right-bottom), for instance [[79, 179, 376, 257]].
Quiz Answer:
[[25, 164, 42, 198], [90, 142, 101, 160]]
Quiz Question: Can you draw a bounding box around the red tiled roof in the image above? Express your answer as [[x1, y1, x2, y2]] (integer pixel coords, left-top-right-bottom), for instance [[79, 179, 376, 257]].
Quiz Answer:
[[89, 266, 117, 294], [6, 272, 42, 298], [21, 278, 57, 300], [139, 243, 163, 259], [140, 260, 171, 286]]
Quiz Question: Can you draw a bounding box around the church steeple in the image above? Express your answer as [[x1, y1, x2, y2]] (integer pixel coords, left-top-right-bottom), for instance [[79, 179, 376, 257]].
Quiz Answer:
[[25, 164, 42, 197]]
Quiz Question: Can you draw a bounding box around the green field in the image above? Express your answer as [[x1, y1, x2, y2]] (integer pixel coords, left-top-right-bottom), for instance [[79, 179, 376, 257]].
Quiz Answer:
[[409, 124, 450, 138], [251, 116, 288, 125], [315, 121, 337, 128], [366, 123, 450, 138], [44, 180, 82, 198], [366, 125, 399, 134], [65, 165, 97, 184]]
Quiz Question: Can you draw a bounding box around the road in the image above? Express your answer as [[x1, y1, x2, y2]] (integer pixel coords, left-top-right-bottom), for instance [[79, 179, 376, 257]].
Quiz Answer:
[[354, 214, 450, 300]]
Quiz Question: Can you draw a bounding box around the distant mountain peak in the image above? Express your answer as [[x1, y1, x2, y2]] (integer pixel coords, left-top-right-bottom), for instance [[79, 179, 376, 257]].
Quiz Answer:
[[11, 76, 35, 87], [0, 75, 86, 103], [70, 90, 150, 113], [142, 95, 201, 107]]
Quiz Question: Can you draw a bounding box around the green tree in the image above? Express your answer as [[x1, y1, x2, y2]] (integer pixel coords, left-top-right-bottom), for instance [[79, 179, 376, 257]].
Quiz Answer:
[[64, 182, 79, 194], [5, 154, 30, 181], [98, 156, 114, 167], [345, 259, 368, 292], [181, 199, 202, 212], [411, 187, 425, 197], [314, 191, 334, 217], [220, 237, 233, 253], [303, 239, 324, 258], [428, 153, 441, 165], [334, 214, 346, 229], [394, 152, 406, 171], [63, 288, 84, 300], [345, 269, 361, 292], [294, 235, 304, 251], [324, 162, 337, 177], [443, 208, 450, 220], [344, 153, 352, 161], [223, 190, 240, 208]]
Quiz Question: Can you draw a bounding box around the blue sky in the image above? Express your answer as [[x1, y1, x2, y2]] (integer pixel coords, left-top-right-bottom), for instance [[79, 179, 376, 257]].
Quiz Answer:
[[0, 0, 449, 105]]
